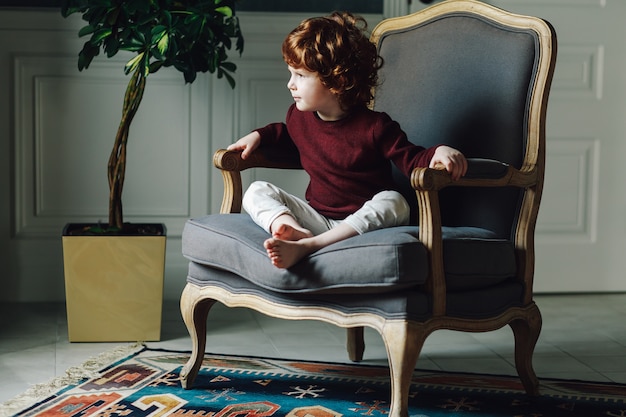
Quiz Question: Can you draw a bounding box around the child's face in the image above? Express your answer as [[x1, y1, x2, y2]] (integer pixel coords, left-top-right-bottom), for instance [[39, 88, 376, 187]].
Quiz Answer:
[[286, 65, 343, 121]]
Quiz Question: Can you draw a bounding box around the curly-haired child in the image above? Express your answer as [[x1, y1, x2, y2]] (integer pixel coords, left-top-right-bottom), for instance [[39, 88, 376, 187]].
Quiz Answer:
[[228, 12, 467, 269]]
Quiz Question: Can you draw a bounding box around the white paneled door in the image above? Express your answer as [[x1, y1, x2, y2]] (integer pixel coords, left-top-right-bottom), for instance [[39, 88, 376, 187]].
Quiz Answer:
[[406, 0, 626, 292]]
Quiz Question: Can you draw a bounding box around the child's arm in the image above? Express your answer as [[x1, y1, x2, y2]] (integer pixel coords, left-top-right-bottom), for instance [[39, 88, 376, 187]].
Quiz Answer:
[[429, 145, 468, 181], [227, 131, 262, 160]]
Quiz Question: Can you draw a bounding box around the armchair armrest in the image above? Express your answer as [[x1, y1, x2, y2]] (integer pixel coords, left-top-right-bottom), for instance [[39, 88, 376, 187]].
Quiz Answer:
[[411, 158, 538, 191], [213, 147, 302, 214], [410, 158, 542, 315], [214, 148, 302, 171]]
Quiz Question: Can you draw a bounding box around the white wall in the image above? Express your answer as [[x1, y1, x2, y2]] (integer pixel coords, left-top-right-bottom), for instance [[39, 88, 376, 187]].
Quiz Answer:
[[486, 0, 626, 293], [0, 9, 379, 302], [2, 1, 626, 302]]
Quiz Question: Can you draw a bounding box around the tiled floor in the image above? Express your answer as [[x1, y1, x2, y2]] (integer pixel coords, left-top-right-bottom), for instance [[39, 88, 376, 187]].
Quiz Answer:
[[1, 293, 626, 404]]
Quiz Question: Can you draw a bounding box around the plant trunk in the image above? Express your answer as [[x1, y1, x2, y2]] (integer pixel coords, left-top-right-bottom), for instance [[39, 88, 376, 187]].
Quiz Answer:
[[108, 69, 147, 230]]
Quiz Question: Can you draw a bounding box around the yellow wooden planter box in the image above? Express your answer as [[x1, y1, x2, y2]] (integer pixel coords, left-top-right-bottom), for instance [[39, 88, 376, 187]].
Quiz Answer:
[[62, 224, 166, 342]]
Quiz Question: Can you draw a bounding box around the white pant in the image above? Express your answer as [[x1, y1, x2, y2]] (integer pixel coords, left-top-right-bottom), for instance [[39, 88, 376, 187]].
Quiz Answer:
[[242, 181, 410, 236]]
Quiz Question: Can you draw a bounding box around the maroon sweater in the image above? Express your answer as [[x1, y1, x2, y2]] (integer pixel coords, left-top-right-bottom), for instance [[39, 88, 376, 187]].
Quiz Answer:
[[256, 104, 438, 220]]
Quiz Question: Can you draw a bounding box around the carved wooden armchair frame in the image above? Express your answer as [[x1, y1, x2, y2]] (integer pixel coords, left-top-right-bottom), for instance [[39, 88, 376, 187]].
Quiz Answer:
[[179, 2, 557, 417]]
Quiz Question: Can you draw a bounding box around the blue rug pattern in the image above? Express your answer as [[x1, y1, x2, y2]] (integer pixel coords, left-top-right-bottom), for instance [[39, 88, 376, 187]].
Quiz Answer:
[[11, 346, 626, 417]]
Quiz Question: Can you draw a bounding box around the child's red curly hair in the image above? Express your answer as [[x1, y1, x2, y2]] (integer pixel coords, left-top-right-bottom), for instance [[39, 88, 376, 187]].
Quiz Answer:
[[282, 11, 383, 111]]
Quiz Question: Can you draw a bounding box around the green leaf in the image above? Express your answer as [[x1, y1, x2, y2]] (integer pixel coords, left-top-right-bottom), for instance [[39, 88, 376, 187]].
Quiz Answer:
[[215, 6, 232, 17], [63, 0, 244, 86], [149, 61, 163, 74], [183, 68, 197, 83], [150, 25, 167, 42], [77, 50, 91, 71], [236, 35, 244, 54], [167, 36, 179, 57], [124, 52, 145, 75], [151, 26, 169, 55], [119, 35, 145, 52], [90, 27, 112, 44], [157, 33, 169, 55], [105, 6, 120, 26], [78, 25, 96, 37], [77, 41, 100, 71], [162, 10, 172, 27], [222, 68, 236, 89], [221, 61, 236, 72], [104, 36, 120, 57]]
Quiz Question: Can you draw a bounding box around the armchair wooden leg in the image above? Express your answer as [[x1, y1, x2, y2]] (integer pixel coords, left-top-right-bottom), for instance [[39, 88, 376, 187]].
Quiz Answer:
[[510, 303, 542, 396], [380, 321, 425, 417], [347, 327, 365, 362], [180, 285, 216, 389]]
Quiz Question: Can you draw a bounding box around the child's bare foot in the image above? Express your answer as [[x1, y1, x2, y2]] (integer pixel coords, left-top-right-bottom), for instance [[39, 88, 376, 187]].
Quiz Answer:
[[264, 238, 313, 269], [272, 223, 313, 241]]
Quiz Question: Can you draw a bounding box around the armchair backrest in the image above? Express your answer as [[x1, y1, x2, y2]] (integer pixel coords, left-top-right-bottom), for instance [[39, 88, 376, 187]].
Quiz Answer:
[[371, 0, 556, 239]]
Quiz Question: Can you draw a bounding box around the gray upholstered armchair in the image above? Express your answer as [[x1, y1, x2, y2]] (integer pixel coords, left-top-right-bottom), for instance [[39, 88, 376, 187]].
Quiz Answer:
[[179, 1, 557, 417]]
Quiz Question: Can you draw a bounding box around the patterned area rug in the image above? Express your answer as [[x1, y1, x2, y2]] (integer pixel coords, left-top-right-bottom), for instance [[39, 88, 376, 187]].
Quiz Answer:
[[3, 345, 625, 417]]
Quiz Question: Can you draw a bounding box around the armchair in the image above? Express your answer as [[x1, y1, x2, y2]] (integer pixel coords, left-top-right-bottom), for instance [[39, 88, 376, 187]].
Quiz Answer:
[[179, 2, 557, 417]]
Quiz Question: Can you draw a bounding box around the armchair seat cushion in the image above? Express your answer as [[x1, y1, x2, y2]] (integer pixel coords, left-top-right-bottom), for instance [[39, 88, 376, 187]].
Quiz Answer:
[[183, 214, 428, 294], [182, 214, 517, 294]]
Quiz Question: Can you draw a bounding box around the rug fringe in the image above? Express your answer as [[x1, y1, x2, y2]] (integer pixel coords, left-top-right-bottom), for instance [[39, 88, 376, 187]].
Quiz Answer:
[[0, 342, 145, 417]]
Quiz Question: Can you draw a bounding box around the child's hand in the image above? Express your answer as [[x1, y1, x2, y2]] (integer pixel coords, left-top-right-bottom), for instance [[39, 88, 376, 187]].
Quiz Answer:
[[227, 131, 261, 160], [430, 145, 468, 181]]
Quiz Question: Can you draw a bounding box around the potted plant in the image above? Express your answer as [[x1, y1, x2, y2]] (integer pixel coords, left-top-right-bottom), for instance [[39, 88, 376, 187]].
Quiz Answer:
[[60, 0, 244, 342]]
